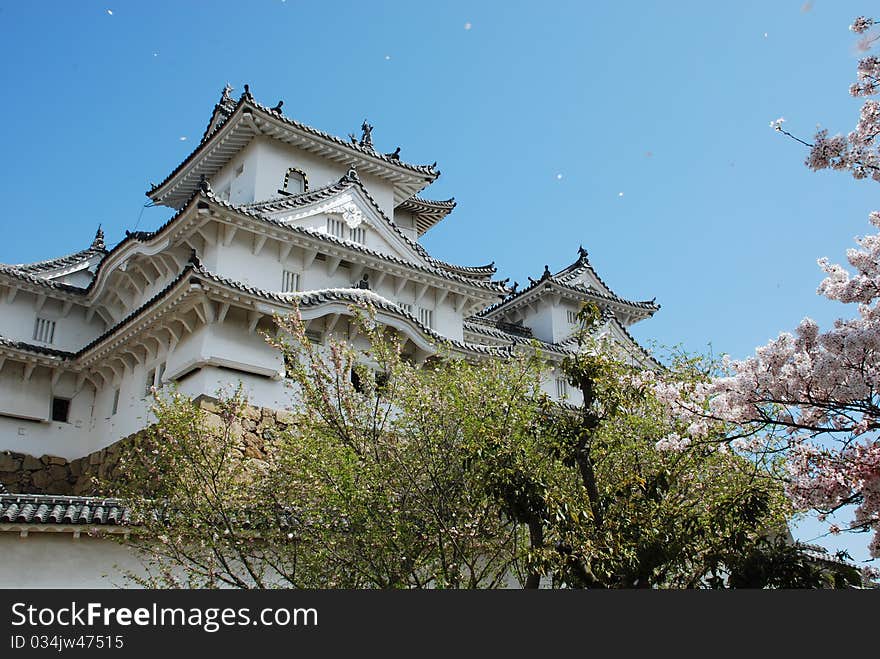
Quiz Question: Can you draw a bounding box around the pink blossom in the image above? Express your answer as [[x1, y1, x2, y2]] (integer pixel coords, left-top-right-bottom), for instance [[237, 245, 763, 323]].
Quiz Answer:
[[851, 17, 874, 34]]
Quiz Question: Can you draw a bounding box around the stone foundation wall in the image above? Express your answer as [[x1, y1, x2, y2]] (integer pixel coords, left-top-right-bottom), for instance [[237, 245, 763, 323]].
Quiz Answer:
[[0, 400, 295, 496]]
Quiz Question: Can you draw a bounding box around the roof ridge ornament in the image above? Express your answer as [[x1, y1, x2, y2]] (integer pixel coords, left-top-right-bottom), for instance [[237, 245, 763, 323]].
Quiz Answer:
[[345, 166, 360, 182], [360, 120, 374, 149], [222, 83, 233, 101], [91, 225, 105, 251], [541, 265, 552, 280], [198, 174, 213, 195], [578, 245, 588, 260], [242, 83, 253, 101], [271, 100, 284, 113], [187, 248, 202, 268], [386, 146, 401, 161]]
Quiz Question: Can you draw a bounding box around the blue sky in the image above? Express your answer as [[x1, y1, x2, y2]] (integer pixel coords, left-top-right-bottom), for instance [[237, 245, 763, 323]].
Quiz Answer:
[[1, 1, 877, 568]]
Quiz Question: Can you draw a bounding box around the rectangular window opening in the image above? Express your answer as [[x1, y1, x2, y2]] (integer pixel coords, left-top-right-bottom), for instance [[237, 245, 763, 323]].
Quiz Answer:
[[51, 397, 71, 423], [418, 307, 434, 329], [556, 377, 567, 399], [282, 270, 300, 293], [349, 227, 366, 244], [111, 389, 120, 416], [326, 217, 345, 239], [33, 317, 57, 344]]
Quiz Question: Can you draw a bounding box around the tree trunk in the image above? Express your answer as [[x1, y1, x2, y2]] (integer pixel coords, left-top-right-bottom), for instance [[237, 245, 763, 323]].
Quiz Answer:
[[524, 518, 544, 589]]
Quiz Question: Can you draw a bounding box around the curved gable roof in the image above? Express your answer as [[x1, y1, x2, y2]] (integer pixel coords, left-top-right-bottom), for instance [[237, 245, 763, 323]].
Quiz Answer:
[[148, 88, 440, 209]]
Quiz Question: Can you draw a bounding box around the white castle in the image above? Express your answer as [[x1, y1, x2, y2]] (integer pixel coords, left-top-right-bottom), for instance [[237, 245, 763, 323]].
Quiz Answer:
[[0, 85, 659, 463]]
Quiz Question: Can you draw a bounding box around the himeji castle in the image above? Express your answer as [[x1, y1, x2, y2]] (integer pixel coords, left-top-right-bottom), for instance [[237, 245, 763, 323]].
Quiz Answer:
[[0, 85, 659, 464]]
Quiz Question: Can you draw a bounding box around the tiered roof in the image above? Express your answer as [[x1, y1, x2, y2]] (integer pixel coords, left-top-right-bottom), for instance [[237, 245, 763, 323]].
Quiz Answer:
[[395, 196, 457, 235], [150, 85, 440, 209], [480, 246, 659, 321], [0, 254, 519, 368], [1, 228, 107, 282], [242, 168, 508, 284]]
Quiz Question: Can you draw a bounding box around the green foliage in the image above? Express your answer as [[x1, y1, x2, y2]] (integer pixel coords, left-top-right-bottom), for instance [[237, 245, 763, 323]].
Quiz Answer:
[[114, 302, 819, 588]]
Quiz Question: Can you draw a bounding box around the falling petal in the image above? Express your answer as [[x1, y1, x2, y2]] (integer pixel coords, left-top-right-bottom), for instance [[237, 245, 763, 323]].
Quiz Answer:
[[618, 192, 624, 197], [464, 22, 472, 31], [179, 136, 188, 141], [385, 55, 391, 60], [556, 173, 563, 180], [107, 9, 113, 15]]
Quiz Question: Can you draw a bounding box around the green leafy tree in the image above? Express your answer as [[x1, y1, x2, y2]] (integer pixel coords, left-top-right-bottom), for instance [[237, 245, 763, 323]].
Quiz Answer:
[[112, 303, 826, 588], [112, 305, 547, 588], [475, 303, 821, 588]]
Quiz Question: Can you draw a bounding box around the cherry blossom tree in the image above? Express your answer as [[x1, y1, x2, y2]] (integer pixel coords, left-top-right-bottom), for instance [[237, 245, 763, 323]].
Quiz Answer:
[[662, 17, 880, 571]]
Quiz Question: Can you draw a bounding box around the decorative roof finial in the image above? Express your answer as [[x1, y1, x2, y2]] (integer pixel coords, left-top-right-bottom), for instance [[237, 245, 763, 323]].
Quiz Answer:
[[198, 174, 212, 194], [188, 248, 202, 268], [222, 83, 233, 101], [386, 146, 401, 161], [541, 265, 552, 280], [578, 245, 588, 260], [91, 225, 105, 251], [346, 166, 360, 181], [348, 133, 358, 144], [242, 83, 252, 99], [356, 273, 370, 290], [360, 119, 374, 149], [271, 100, 284, 113], [430, 161, 437, 169], [511, 281, 519, 294]]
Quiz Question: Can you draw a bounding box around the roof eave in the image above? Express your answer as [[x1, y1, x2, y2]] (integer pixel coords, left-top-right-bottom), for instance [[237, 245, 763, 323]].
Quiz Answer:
[[480, 280, 658, 319], [149, 100, 440, 208]]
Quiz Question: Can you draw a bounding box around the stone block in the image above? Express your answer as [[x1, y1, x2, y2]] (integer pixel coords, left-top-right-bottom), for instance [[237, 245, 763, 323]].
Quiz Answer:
[[0, 472, 19, 489], [31, 470, 52, 490], [0, 453, 21, 472], [73, 475, 95, 496], [22, 455, 43, 471], [276, 409, 296, 425], [198, 398, 221, 414], [49, 479, 73, 495], [48, 465, 68, 482]]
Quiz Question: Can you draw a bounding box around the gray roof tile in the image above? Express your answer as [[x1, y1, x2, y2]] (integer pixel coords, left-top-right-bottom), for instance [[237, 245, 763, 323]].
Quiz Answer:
[[0, 494, 130, 526]]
